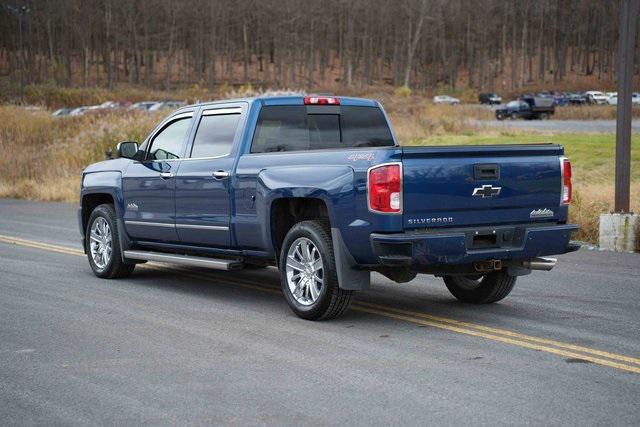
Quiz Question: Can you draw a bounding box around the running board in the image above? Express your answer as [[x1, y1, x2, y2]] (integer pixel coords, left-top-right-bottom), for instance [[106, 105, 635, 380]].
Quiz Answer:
[[124, 250, 244, 271]]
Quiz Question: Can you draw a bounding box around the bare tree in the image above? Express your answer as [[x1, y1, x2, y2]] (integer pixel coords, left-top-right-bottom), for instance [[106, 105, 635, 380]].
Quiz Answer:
[[0, 0, 626, 93]]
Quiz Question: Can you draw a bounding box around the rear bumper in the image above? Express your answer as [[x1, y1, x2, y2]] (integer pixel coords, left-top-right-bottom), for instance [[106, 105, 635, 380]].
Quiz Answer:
[[370, 223, 579, 268]]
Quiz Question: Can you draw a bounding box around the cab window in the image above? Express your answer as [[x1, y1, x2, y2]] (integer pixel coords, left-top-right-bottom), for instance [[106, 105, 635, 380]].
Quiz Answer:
[[190, 112, 241, 158]]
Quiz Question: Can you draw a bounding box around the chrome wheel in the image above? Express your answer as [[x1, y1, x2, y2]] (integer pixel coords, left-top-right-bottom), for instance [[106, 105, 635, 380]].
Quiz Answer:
[[89, 217, 112, 270], [285, 237, 324, 306]]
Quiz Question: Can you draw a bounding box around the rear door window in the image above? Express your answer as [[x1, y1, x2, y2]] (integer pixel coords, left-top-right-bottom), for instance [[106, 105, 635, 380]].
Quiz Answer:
[[190, 111, 241, 158], [250, 106, 394, 153]]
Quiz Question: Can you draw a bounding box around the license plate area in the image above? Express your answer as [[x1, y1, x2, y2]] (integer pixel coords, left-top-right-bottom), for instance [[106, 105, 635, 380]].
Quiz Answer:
[[465, 226, 517, 250]]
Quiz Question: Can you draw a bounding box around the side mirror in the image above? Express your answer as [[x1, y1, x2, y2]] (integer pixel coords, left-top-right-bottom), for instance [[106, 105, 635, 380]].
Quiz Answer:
[[117, 141, 139, 159]]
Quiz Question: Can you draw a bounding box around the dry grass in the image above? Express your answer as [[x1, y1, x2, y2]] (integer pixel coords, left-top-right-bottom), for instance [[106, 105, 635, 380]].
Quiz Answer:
[[0, 106, 162, 201], [553, 105, 640, 120]]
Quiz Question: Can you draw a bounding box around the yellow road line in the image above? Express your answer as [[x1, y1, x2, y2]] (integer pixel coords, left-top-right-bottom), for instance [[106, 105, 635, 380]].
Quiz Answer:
[[354, 301, 640, 366], [352, 305, 640, 374], [1, 233, 638, 374], [181, 270, 640, 373], [0, 235, 84, 256]]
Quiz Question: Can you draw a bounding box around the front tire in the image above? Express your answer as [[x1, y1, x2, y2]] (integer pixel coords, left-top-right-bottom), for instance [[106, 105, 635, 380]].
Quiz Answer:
[[85, 204, 135, 279], [443, 270, 516, 304], [279, 220, 354, 320]]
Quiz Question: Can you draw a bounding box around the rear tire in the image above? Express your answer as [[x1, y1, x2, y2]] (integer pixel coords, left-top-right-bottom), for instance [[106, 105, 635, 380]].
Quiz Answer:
[[279, 220, 354, 320], [443, 270, 516, 304], [85, 204, 135, 279]]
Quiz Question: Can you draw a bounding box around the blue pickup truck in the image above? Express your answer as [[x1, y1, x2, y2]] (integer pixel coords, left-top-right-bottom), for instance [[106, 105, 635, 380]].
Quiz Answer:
[[79, 96, 578, 320]]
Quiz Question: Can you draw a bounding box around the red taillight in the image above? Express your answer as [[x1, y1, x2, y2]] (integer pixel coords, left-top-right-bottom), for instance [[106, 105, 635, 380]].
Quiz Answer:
[[561, 157, 572, 205], [303, 96, 340, 105], [368, 164, 402, 213]]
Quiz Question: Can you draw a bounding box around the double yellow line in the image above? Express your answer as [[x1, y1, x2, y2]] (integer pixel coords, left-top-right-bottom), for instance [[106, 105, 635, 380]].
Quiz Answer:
[[1, 233, 639, 374]]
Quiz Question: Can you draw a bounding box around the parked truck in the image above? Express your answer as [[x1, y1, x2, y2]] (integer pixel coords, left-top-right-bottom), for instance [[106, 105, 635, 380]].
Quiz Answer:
[[79, 96, 578, 320], [495, 96, 555, 120]]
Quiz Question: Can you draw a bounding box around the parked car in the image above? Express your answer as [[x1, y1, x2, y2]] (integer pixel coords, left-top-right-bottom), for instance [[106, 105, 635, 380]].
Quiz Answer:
[[584, 91, 608, 105], [566, 93, 588, 105], [433, 95, 460, 105], [605, 92, 640, 105], [79, 95, 578, 320], [95, 101, 128, 110], [479, 93, 502, 105], [495, 96, 555, 120], [147, 100, 187, 112], [69, 106, 90, 116], [52, 108, 73, 117], [552, 92, 569, 107], [129, 101, 160, 112]]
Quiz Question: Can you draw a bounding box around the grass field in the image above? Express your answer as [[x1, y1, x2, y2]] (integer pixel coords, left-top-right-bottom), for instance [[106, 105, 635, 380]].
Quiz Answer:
[[0, 97, 637, 243]]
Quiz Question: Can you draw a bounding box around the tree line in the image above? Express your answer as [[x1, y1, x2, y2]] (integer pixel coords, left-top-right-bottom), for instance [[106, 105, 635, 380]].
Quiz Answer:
[[0, 0, 628, 92]]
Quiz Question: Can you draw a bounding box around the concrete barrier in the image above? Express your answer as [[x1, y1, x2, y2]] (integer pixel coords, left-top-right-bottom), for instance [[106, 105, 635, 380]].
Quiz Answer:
[[599, 213, 640, 252]]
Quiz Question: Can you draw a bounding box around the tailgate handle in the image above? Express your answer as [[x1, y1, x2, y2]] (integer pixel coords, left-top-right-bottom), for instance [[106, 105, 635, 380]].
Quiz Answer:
[[474, 164, 499, 180]]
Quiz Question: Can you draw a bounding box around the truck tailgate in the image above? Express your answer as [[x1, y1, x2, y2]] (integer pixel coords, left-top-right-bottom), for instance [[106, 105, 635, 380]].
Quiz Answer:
[[401, 144, 564, 229]]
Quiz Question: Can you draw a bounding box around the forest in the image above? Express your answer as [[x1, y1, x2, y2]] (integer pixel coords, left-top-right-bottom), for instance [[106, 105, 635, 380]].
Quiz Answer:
[[0, 0, 628, 92]]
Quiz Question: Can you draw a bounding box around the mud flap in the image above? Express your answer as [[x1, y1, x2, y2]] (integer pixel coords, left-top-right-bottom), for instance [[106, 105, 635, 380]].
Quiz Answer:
[[331, 228, 370, 290], [116, 218, 138, 265]]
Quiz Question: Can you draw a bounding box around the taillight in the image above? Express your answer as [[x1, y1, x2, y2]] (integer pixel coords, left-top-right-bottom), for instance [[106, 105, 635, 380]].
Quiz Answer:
[[368, 163, 402, 213], [561, 157, 572, 205], [303, 96, 340, 105]]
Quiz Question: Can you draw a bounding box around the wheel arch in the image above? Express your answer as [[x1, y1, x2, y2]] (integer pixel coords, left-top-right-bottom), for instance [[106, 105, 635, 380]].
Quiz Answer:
[[269, 197, 330, 263], [81, 192, 116, 234]]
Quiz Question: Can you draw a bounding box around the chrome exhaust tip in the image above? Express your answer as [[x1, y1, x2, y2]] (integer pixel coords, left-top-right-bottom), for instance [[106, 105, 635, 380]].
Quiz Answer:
[[521, 257, 557, 271]]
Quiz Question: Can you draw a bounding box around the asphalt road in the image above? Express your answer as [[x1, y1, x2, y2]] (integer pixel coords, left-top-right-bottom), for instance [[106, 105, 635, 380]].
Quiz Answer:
[[475, 119, 640, 133], [1, 198, 639, 426]]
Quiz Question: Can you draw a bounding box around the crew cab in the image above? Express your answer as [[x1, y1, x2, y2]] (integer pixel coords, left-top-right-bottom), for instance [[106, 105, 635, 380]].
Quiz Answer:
[[79, 96, 578, 320]]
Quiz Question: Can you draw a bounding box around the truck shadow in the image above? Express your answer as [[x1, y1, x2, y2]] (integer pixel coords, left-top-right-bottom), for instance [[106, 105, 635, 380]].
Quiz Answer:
[[110, 264, 534, 326]]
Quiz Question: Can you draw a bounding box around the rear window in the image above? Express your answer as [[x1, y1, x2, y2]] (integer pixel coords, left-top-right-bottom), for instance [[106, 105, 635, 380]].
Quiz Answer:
[[250, 106, 394, 153]]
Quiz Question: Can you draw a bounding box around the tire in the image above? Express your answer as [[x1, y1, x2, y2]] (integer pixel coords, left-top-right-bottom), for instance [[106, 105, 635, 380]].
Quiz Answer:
[[496, 112, 505, 121], [510, 113, 519, 120], [279, 220, 354, 320], [539, 113, 550, 120], [442, 270, 516, 304], [85, 204, 135, 279]]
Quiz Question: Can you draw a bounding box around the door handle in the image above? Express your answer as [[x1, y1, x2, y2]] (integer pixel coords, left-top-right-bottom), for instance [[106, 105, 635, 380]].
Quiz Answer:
[[159, 172, 174, 179], [212, 170, 230, 179]]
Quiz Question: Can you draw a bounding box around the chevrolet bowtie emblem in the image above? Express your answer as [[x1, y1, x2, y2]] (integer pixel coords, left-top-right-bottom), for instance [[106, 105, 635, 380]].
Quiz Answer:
[[472, 184, 501, 198]]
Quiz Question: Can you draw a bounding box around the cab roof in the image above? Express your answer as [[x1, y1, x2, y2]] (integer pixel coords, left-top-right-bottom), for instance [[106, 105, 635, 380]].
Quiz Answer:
[[179, 95, 380, 111]]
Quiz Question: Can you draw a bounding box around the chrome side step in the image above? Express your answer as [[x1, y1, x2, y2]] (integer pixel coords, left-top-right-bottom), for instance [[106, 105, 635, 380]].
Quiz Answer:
[[124, 250, 244, 271]]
